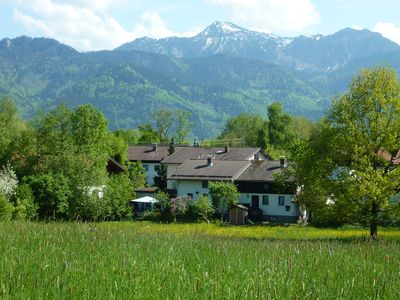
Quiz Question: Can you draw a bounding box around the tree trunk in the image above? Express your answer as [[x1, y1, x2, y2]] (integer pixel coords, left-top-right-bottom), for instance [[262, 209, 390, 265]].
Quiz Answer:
[[370, 201, 378, 239]]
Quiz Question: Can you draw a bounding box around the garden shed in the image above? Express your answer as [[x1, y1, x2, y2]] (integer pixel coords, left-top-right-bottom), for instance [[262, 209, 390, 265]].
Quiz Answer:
[[229, 204, 248, 225], [129, 196, 158, 217]]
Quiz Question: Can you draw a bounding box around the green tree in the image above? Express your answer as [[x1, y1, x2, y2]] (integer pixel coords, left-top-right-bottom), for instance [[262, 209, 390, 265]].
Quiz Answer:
[[13, 183, 37, 220], [0, 97, 21, 163], [24, 173, 72, 220], [109, 134, 128, 163], [138, 124, 160, 144], [193, 195, 215, 223], [153, 164, 167, 190], [292, 116, 314, 140], [71, 104, 109, 185], [286, 67, 400, 238], [127, 161, 146, 189], [153, 109, 174, 143], [174, 110, 192, 143], [103, 174, 133, 221], [267, 102, 295, 149], [154, 191, 174, 222], [0, 97, 33, 173], [0, 194, 12, 221], [114, 129, 141, 145], [219, 113, 264, 147], [209, 181, 239, 222], [28, 104, 112, 220]]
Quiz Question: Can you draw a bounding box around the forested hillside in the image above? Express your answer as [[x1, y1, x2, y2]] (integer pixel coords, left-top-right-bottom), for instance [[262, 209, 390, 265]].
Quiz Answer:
[[1, 21, 400, 138]]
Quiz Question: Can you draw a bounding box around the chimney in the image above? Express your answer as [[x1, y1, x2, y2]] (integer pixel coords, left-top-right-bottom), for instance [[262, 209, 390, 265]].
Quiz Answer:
[[207, 155, 213, 167], [168, 140, 175, 155], [280, 156, 286, 168], [225, 145, 229, 153], [254, 153, 260, 161], [152, 143, 157, 151]]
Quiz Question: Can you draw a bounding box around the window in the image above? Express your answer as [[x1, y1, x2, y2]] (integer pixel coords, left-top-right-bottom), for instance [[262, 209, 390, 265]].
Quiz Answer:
[[285, 205, 291, 211], [154, 165, 160, 172], [262, 195, 269, 205], [143, 164, 149, 172], [202, 180, 208, 188], [187, 193, 193, 199], [263, 183, 269, 191], [278, 196, 285, 206]]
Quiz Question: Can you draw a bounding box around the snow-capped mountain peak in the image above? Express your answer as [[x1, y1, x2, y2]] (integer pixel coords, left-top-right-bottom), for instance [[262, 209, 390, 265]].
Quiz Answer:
[[197, 21, 245, 37]]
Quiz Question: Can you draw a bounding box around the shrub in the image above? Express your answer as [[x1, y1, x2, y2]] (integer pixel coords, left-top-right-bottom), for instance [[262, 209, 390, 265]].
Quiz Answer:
[[103, 174, 133, 221], [153, 191, 174, 222], [0, 163, 18, 198], [193, 195, 215, 223], [24, 173, 72, 220], [0, 193, 12, 221], [13, 183, 37, 220]]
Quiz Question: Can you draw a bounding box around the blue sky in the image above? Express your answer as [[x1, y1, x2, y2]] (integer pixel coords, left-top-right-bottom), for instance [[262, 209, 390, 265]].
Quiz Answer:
[[1, 0, 400, 51]]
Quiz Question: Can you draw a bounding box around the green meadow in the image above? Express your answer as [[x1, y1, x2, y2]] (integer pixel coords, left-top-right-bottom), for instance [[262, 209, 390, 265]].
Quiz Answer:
[[1, 222, 400, 299]]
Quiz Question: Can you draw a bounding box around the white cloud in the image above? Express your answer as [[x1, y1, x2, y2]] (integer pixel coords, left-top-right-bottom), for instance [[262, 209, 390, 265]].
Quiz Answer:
[[374, 22, 400, 45], [12, 0, 196, 51], [207, 0, 320, 35], [131, 11, 198, 39]]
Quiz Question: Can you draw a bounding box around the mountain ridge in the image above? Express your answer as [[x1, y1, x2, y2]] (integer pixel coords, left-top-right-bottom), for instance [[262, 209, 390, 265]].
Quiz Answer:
[[1, 22, 400, 138]]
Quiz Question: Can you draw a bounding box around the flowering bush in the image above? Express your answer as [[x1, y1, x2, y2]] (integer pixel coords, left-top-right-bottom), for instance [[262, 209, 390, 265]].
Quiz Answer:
[[0, 163, 18, 198]]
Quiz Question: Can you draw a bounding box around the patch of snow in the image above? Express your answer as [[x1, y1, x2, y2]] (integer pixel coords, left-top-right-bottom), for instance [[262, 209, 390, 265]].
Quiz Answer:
[[202, 37, 214, 51], [267, 33, 279, 39], [219, 22, 241, 33], [279, 38, 293, 47]]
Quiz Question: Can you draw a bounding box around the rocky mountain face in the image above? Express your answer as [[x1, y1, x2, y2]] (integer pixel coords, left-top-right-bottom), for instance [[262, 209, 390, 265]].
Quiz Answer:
[[1, 22, 400, 138]]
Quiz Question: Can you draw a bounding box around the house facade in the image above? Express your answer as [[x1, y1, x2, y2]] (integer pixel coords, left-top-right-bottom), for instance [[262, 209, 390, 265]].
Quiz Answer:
[[128, 144, 175, 186], [127, 144, 301, 222], [168, 158, 251, 201], [168, 154, 300, 222], [162, 146, 264, 190], [235, 160, 298, 222]]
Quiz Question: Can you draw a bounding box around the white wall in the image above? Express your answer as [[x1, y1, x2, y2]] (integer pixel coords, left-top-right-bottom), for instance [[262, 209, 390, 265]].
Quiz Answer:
[[239, 193, 298, 217], [142, 162, 160, 187], [166, 163, 179, 189], [176, 180, 210, 201]]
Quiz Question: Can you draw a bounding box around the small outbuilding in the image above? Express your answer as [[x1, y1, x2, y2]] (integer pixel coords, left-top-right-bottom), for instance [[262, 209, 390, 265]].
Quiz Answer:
[[229, 204, 249, 225], [129, 196, 159, 217]]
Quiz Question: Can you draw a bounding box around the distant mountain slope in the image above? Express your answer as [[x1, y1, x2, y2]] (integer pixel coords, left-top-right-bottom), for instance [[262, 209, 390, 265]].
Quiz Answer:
[[117, 22, 400, 72], [117, 21, 287, 61], [1, 22, 400, 138], [0, 36, 322, 138]]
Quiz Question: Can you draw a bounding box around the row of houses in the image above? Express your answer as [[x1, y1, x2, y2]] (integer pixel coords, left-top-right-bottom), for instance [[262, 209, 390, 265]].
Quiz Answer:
[[128, 144, 304, 222]]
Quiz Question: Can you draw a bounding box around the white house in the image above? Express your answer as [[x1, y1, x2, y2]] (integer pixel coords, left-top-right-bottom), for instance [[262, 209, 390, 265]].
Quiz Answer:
[[168, 154, 301, 222], [162, 146, 265, 190], [128, 144, 176, 186], [235, 159, 299, 222], [168, 157, 251, 201]]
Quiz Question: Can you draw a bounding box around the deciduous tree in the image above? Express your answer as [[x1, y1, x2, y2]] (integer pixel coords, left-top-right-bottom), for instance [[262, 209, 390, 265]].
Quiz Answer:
[[286, 67, 400, 238], [209, 181, 239, 222]]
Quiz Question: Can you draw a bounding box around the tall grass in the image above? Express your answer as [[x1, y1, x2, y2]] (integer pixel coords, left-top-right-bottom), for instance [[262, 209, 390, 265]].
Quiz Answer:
[[1, 222, 399, 299]]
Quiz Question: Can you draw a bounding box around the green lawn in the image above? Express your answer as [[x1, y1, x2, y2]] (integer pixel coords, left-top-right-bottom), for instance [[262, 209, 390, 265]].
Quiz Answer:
[[1, 222, 400, 299]]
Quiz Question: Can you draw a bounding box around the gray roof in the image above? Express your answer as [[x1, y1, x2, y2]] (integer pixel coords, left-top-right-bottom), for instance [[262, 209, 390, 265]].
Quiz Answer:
[[134, 187, 159, 193], [162, 147, 261, 164], [231, 204, 249, 210], [128, 145, 180, 162], [168, 159, 251, 181], [236, 160, 284, 182]]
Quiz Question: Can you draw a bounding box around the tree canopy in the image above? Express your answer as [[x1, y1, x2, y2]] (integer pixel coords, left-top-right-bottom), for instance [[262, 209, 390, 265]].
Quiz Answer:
[[209, 181, 239, 222], [0, 99, 135, 221], [286, 67, 400, 238]]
